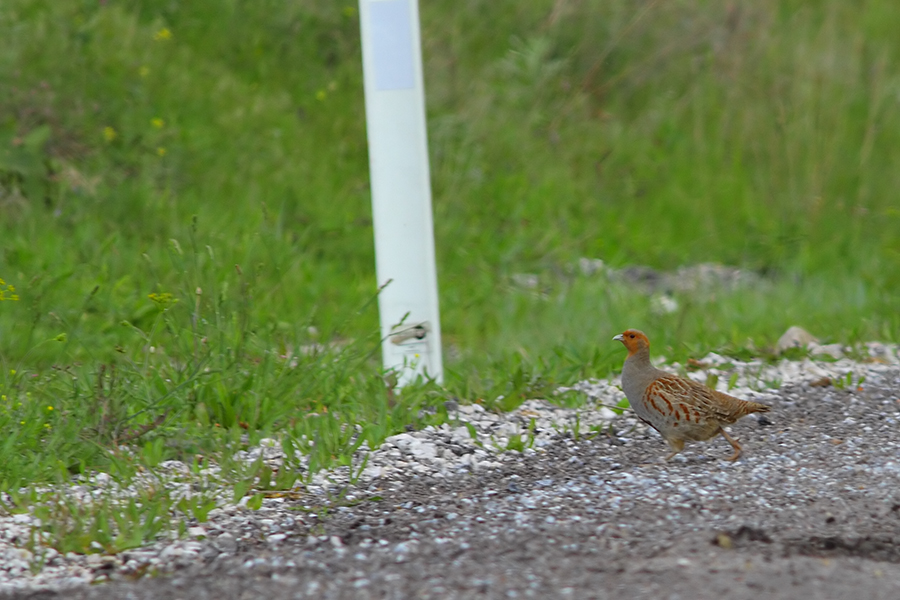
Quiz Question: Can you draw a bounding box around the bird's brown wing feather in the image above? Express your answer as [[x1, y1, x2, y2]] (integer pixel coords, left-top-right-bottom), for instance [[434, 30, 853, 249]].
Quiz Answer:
[[654, 374, 769, 424]]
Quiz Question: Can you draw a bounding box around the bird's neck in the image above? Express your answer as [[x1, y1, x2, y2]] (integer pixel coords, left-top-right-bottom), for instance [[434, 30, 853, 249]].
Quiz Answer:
[[626, 346, 652, 365], [621, 346, 658, 400]]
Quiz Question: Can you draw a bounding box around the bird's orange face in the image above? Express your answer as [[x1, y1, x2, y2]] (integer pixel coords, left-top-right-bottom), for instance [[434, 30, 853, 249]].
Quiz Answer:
[[612, 329, 650, 357]]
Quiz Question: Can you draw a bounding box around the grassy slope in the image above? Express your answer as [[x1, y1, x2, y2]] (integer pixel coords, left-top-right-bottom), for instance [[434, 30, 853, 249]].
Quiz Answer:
[[0, 0, 899, 502]]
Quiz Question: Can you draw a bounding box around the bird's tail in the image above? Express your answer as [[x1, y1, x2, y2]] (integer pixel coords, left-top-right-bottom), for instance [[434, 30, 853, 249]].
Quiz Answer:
[[708, 390, 771, 423], [742, 400, 770, 415]]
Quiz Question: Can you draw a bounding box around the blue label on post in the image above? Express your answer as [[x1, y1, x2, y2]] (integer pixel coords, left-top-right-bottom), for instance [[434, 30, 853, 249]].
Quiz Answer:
[[369, 0, 415, 91]]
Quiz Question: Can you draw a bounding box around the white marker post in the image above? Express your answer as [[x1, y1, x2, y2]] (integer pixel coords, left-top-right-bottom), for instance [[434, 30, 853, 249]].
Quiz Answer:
[[358, 0, 443, 384]]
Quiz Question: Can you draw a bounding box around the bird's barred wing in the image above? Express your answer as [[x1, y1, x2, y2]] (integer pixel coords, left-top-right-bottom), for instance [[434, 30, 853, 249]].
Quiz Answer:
[[643, 376, 707, 425], [649, 375, 760, 424]]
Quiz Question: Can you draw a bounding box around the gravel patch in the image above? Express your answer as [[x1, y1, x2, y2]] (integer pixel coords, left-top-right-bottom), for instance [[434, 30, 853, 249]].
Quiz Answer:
[[3, 344, 900, 599]]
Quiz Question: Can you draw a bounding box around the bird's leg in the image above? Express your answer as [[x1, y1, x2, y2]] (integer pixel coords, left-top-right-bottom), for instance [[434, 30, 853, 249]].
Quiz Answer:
[[663, 438, 685, 461], [718, 427, 742, 461]]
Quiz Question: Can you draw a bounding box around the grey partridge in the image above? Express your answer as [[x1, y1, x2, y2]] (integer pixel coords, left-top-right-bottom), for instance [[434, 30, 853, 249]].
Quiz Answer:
[[613, 329, 770, 461]]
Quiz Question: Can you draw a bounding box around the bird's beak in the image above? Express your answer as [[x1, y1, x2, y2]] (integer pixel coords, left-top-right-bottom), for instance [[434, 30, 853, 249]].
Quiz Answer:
[[612, 334, 623, 342]]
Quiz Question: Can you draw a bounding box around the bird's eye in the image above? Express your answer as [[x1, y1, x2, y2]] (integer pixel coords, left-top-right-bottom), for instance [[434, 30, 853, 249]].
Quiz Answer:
[[629, 334, 635, 338]]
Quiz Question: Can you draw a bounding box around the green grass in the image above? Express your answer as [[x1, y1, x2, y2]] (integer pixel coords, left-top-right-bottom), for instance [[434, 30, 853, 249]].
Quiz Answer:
[[1, 0, 900, 555]]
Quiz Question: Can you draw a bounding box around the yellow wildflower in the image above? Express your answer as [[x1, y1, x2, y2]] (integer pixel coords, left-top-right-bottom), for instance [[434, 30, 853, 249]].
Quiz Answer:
[[154, 28, 172, 41], [0, 278, 18, 301], [149, 292, 178, 309], [157, 147, 167, 156], [315, 89, 327, 101], [103, 126, 117, 142]]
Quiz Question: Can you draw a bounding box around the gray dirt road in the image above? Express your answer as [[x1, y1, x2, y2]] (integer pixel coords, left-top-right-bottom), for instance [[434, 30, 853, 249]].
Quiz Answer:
[[7, 377, 900, 600]]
